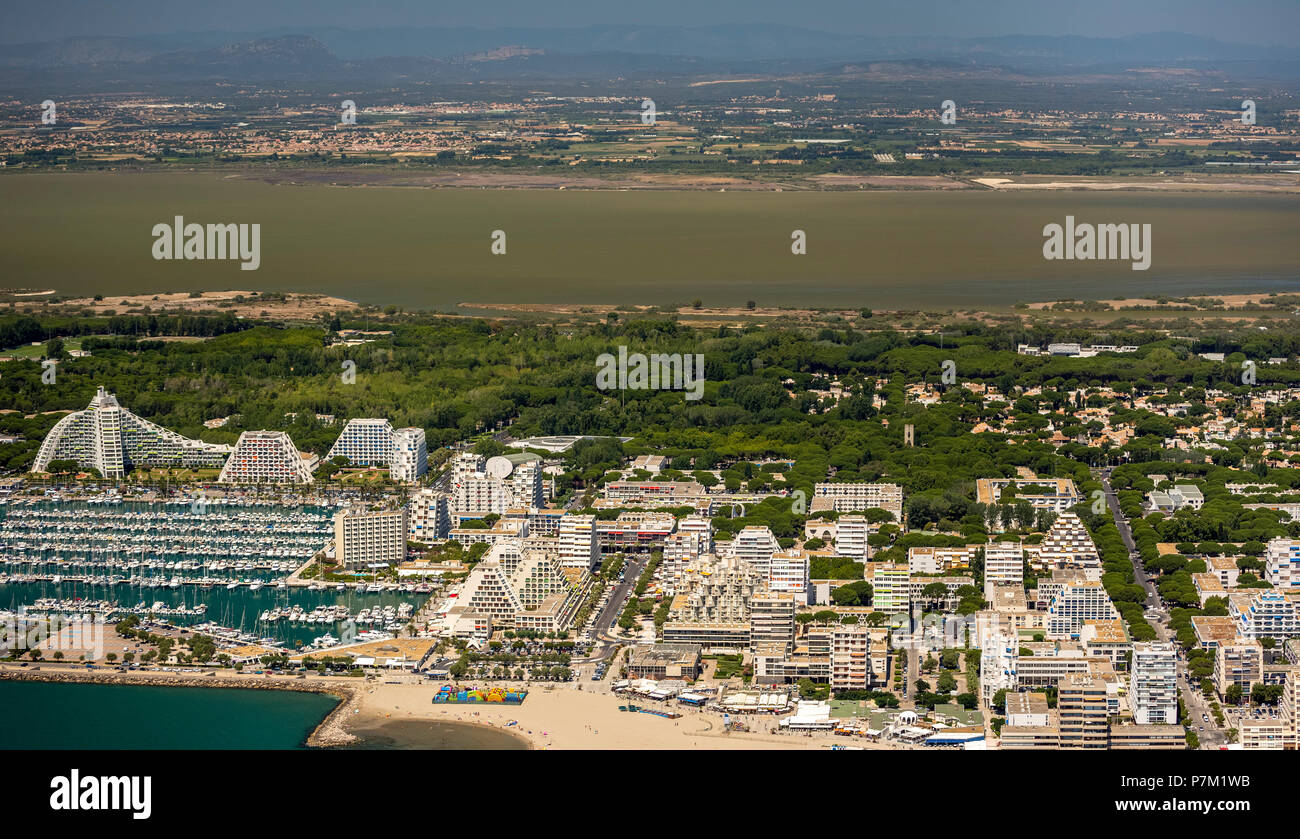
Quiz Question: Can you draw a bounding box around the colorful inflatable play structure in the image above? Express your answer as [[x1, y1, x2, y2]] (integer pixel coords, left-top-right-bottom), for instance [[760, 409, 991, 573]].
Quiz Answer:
[[432, 685, 528, 705]]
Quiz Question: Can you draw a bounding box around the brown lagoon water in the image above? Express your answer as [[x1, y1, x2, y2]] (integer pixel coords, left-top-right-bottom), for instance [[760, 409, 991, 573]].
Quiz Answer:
[[0, 172, 1296, 309]]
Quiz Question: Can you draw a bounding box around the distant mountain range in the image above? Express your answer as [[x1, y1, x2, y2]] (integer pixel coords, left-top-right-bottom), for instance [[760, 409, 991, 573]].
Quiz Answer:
[[2, 25, 1298, 87]]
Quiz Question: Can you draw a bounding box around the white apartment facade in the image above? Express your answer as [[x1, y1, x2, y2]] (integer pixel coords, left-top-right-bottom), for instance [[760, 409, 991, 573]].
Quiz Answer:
[[1130, 642, 1178, 725], [813, 482, 903, 518], [557, 514, 600, 570], [1265, 537, 1300, 592], [1046, 581, 1120, 640], [335, 507, 408, 569], [732, 526, 780, 576], [407, 489, 450, 543], [452, 452, 544, 516], [833, 515, 871, 560], [984, 540, 1024, 593], [768, 550, 811, 603], [325, 418, 428, 481]]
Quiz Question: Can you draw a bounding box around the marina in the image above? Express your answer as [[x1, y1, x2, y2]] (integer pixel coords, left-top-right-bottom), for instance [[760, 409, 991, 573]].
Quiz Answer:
[[0, 500, 432, 650]]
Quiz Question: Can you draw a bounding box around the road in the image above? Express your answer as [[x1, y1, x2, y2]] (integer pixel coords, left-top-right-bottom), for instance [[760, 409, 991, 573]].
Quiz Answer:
[[572, 554, 647, 667], [1098, 468, 1224, 749]]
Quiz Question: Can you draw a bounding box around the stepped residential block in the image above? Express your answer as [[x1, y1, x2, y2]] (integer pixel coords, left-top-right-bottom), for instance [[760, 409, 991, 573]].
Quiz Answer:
[[32, 386, 231, 478], [218, 430, 314, 483], [324, 418, 428, 481]]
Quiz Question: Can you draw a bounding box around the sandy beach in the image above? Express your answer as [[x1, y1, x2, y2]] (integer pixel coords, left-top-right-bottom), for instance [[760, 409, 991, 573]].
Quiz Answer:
[[0, 663, 898, 750], [344, 681, 890, 750]]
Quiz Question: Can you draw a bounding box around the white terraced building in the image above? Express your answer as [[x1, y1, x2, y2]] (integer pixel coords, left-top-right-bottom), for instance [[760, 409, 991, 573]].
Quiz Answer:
[[32, 386, 231, 478], [324, 418, 427, 481], [450, 540, 589, 633], [1045, 580, 1119, 640], [1036, 512, 1101, 577], [218, 430, 314, 484]]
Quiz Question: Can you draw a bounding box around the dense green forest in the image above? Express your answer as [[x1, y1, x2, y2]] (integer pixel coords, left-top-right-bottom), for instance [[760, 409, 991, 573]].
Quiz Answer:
[[1, 313, 1298, 538]]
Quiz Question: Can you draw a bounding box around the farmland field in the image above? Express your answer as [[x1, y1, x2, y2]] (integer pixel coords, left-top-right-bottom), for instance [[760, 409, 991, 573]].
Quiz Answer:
[[1, 171, 1296, 310]]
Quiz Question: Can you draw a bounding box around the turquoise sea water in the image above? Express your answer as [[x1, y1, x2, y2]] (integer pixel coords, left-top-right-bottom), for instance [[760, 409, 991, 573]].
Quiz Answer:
[[0, 681, 531, 749], [0, 681, 338, 749]]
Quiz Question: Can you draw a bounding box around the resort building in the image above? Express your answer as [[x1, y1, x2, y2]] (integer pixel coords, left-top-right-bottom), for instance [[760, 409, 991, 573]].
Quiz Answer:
[[832, 515, 871, 560], [662, 555, 765, 649], [503, 507, 566, 537], [1214, 639, 1264, 700], [1035, 512, 1101, 577], [324, 418, 428, 481], [448, 540, 589, 634], [663, 516, 712, 588], [218, 430, 314, 483], [1046, 580, 1119, 640], [812, 482, 904, 518], [626, 644, 702, 681], [448, 517, 528, 547], [1230, 591, 1300, 642], [867, 564, 911, 613], [975, 477, 1082, 513], [983, 539, 1024, 594], [392, 427, 428, 482], [1206, 555, 1242, 589], [451, 452, 544, 515], [1146, 484, 1204, 514], [407, 489, 450, 543], [830, 625, 890, 691], [750, 592, 798, 650], [907, 545, 975, 574], [978, 626, 1019, 708], [334, 507, 408, 569], [1080, 619, 1132, 672], [1006, 692, 1052, 727], [602, 480, 705, 506], [767, 550, 812, 602], [32, 386, 231, 478], [1281, 668, 1299, 749], [595, 512, 675, 554], [1130, 642, 1178, 725], [1265, 537, 1300, 592], [1240, 718, 1290, 750], [1057, 675, 1112, 749], [730, 526, 780, 574], [557, 514, 600, 570]]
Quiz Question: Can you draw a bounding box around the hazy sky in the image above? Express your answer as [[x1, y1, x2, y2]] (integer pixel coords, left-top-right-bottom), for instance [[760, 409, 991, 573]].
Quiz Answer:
[[4, 0, 1297, 45]]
